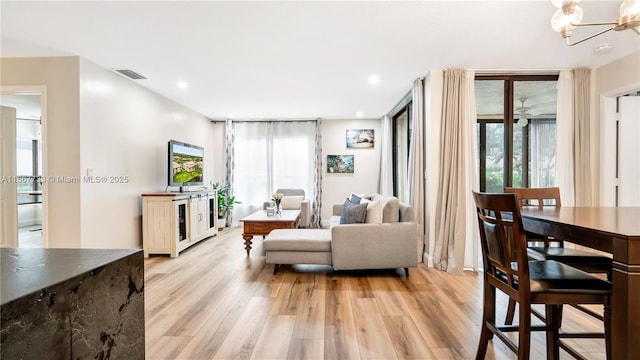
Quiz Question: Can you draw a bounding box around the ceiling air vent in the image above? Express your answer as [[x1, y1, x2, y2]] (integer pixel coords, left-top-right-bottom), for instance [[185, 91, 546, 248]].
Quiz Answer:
[[112, 69, 147, 80]]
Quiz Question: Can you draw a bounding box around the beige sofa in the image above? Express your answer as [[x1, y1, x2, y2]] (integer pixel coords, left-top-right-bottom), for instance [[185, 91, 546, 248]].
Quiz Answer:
[[264, 194, 418, 274]]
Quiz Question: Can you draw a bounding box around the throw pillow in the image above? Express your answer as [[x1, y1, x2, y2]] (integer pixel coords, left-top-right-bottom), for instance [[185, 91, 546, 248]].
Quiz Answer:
[[349, 192, 370, 204], [339, 198, 368, 224], [281, 195, 304, 210], [379, 196, 400, 223], [361, 198, 382, 224]]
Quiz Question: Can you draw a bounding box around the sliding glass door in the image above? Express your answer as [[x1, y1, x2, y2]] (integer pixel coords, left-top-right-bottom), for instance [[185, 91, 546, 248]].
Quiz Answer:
[[391, 102, 411, 199], [475, 75, 558, 191]]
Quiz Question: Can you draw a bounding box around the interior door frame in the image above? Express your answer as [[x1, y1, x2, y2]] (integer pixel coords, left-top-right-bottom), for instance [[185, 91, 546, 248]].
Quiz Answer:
[[617, 95, 640, 206], [1, 85, 48, 247], [1, 105, 18, 247], [600, 87, 640, 207]]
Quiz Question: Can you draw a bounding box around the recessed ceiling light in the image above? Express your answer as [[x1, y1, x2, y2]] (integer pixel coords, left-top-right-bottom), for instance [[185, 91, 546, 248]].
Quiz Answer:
[[368, 75, 380, 85], [177, 81, 188, 89], [356, 111, 364, 117]]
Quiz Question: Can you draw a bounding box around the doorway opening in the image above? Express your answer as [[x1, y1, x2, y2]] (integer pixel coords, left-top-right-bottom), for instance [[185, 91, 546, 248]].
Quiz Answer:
[[0, 87, 47, 248]]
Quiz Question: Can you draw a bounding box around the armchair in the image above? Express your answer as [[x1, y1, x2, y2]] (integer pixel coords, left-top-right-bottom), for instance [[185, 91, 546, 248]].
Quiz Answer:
[[263, 188, 311, 228]]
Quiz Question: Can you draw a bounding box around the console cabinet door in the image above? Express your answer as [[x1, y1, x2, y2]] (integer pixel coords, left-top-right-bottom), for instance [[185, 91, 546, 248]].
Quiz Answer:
[[198, 196, 209, 236], [189, 196, 201, 241]]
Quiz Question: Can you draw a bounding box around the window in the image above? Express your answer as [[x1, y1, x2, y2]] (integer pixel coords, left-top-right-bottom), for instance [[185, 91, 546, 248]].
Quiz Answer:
[[16, 119, 42, 205], [391, 101, 412, 199], [232, 121, 316, 219], [475, 75, 558, 192]]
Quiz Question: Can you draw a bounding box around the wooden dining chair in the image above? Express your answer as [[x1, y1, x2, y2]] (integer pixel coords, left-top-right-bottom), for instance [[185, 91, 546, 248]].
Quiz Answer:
[[504, 187, 613, 325], [473, 191, 612, 360]]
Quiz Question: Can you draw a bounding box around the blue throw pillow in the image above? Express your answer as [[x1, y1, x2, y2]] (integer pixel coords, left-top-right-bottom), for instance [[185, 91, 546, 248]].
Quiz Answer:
[[339, 198, 368, 224]]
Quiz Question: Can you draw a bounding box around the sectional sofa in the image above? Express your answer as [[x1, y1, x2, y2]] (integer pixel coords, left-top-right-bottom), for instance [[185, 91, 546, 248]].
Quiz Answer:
[[263, 194, 418, 275]]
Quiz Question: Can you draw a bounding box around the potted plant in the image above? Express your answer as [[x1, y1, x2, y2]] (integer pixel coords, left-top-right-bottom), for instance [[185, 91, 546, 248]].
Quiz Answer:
[[212, 183, 241, 230]]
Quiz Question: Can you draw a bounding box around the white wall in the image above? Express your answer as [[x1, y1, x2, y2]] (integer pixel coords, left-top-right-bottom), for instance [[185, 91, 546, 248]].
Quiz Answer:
[[78, 58, 215, 249], [320, 119, 381, 223], [1, 57, 81, 247]]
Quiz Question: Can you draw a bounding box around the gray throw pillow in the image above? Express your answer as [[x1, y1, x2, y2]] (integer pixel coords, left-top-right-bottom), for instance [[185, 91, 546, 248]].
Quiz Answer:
[[339, 198, 368, 224]]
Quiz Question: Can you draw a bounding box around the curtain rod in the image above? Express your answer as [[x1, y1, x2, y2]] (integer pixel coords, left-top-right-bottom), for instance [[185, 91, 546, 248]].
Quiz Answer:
[[210, 118, 318, 123], [473, 69, 561, 75], [211, 117, 383, 123]]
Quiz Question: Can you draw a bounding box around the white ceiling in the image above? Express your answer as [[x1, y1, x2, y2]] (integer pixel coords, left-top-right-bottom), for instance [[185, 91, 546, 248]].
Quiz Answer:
[[1, 1, 639, 120]]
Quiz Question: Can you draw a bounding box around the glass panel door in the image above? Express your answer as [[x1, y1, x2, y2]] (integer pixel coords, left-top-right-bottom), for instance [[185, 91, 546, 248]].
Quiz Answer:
[[475, 80, 505, 192], [476, 76, 558, 191], [392, 104, 411, 199], [513, 81, 558, 188]]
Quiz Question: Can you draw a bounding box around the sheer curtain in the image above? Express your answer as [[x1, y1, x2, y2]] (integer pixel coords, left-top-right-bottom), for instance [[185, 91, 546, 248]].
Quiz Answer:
[[224, 119, 234, 202], [231, 121, 317, 225], [529, 119, 556, 188], [396, 116, 410, 203], [556, 70, 575, 205], [433, 69, 479, 274], [408, 78, 425, 262], [311, 119, 322, 228], [379, 115, 393, 196]]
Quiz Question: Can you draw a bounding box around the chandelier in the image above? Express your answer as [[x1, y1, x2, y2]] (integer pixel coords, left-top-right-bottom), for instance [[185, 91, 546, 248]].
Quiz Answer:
[[550, 0, 640, 46]]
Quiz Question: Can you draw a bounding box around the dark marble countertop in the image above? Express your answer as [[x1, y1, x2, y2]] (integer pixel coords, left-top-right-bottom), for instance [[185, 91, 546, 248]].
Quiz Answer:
[[1, 248, 142, 305]]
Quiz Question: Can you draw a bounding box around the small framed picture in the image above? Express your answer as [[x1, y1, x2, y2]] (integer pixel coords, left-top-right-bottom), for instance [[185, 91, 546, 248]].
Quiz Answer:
[[327, 155, 354, 173], [346, 129, 374, 148]]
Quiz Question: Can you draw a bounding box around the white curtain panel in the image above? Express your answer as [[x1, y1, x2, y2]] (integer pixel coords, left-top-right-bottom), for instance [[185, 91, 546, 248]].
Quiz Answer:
[[573, 68, 595, 206], [408, 78, 426, 262], [529, 120, 557, 188], [230, 121, 317, 226], [396, 117, 410, 202], [379, 115, 394, 196], [231, 122, 269, 224], [556, 70, 576, 206], [433, 69, 479, 274], [311, 118, 322, 228], [225, 118, 235, 223]]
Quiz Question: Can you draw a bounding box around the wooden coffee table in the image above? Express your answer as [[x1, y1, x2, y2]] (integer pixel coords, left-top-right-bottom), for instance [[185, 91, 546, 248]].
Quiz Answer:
[[241, 209, 300, 255]]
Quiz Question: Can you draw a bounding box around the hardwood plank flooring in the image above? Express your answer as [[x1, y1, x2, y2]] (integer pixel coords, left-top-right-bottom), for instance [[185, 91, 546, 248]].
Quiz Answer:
[[18, 225, 42, 248], [145, 226, 606, 359]]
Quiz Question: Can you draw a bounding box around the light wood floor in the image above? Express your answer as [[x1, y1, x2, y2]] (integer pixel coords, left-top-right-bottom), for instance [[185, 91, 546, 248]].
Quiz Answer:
[[144, 227, 606, 360], [18, 225, 42, 248]]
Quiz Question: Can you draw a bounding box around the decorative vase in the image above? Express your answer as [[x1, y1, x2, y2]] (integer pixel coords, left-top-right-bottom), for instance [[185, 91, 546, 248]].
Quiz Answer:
[[276, 202, 281, 215]]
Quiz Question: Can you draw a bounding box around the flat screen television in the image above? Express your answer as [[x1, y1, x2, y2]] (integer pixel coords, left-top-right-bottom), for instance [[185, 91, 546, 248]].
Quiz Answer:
[[168, 140, 204, 191]]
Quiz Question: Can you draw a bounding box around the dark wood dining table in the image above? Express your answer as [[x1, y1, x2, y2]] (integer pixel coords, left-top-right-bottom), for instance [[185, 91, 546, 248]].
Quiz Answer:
[[521, 206, 640, 359]]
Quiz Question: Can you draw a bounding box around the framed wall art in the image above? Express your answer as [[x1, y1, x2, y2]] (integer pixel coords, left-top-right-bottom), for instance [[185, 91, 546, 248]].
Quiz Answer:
[[346, 129, 374, 148], [327, 155, 354, 173]]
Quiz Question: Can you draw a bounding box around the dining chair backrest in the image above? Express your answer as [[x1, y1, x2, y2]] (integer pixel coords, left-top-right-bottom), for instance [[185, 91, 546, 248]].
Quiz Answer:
[[472, 191, 531, 297], [505, 187, 561, 210]]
